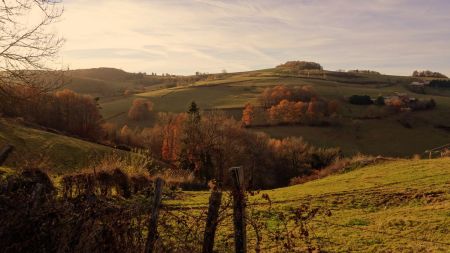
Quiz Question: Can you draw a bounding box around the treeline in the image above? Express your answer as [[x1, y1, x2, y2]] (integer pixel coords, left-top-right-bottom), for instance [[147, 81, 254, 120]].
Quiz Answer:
[[348, 94, 436, 112], [0, 87, 102, 139], [429, 79, 450, 88], [348, 69, 381, 75], [276, 61, 323, 70], [242, 85, 340, 126], [412, 70, 448, 78], [104, 103, 341, 189]]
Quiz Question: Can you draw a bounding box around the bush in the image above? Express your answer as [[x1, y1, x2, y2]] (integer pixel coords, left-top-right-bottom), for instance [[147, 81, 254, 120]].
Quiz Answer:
[[310, 147, 341, 169], [374, 96, 385, 106], [349, 95, 373, 105]]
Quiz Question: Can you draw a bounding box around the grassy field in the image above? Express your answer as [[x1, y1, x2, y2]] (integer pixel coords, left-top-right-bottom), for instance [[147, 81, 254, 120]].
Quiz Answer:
[[0, 118, 124, 174], [98, 68, 450, 157], [166, 157, 450, 252]]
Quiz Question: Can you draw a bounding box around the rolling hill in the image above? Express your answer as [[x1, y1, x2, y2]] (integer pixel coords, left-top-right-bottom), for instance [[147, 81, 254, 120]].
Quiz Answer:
[[97, 67, 450, 157], [62, 67, 173, 97]]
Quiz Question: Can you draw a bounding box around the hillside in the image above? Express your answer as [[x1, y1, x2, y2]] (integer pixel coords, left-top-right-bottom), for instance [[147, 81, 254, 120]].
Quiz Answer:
[[0, 118, 123, 173], [168, 158, 450, 252], [99, 67, 450, 157], [62, 68, 196, 97]]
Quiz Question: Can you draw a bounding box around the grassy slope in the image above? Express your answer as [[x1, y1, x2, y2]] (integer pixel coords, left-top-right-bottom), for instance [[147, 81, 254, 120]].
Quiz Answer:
[[100, 69, 450, 157], [168, 158, 450, 252], [0, 119, 123, 174], [63, 68, 169, 97]]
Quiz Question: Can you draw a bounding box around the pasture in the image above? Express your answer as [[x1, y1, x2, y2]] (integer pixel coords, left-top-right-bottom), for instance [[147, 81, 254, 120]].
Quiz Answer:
[[163, 157, 450, 252]]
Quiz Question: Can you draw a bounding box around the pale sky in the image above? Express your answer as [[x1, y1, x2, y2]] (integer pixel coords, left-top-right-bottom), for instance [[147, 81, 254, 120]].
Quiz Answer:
[[58, 0, 450, 76]]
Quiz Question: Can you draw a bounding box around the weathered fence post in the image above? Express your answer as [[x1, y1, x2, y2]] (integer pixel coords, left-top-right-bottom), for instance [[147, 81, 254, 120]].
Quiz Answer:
[[145, 178, 164, 253], [202, 188, 223, 253], [229, 166, 247, 253], [0, 144, 14, 166]]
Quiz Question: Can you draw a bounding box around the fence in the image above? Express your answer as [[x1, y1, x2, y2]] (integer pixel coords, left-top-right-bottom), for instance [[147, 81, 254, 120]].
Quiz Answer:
[[1, 145, 449, 252]]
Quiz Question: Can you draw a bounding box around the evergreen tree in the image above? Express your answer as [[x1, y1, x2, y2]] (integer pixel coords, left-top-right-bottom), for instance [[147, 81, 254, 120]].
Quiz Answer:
[[187, 101, 201, 122]]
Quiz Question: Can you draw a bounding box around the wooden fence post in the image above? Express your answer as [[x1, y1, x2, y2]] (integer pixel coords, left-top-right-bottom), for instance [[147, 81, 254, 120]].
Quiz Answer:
[[145, 178, 164, 253], [202, 188, 223, 253], [229, 166, 247, 253], [0, 144, 14, 166]]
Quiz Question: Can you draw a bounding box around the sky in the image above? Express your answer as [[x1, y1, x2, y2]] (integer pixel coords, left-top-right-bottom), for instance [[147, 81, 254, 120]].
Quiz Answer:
[[57, 0, 450, 76]]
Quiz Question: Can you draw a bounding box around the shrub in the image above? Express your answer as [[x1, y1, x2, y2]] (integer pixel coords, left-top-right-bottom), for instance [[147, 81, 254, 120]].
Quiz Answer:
[[349, 95, 373, 105], [374, 96, 385, 106]]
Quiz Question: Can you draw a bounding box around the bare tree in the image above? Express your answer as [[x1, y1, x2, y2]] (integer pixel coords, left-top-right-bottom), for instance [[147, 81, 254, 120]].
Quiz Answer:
[[0, 0, 64, 100]]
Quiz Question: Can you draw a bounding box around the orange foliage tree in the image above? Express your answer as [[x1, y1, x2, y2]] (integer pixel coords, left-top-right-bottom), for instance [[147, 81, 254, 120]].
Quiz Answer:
[[160, 113, 186, 162], [242, 103, 255, 127], [128, 98, 154, 121], [258, 84, 316, 108], [268, 99, 307, 124]]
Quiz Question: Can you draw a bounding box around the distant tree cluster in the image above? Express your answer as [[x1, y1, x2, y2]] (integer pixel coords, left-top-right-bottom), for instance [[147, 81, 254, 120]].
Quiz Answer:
[[258, 85, 316, 108], [412, 70, 448, 78], [128, 99, 154, 121], [276, 61, 323, 70], [430, 79, 450, 88], [386, 97, 436, 112], [242, 85, 340, 127], [0, 87, 103, 139], [348, 70, 381, 75], [348, 93, 436, 115]]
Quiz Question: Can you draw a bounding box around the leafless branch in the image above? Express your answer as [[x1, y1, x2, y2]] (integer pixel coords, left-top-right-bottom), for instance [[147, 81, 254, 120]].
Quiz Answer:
[[0, 0, 65, 100]]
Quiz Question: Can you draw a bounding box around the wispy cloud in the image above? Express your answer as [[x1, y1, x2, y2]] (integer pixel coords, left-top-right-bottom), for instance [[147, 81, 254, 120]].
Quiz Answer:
[[58, 0, 450, 75]]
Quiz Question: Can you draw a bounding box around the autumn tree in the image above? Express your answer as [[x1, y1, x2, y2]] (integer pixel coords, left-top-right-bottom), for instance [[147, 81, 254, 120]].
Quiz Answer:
[[327, 100, 340, 115], [242, 103, 255, 127], [55, 89, 103, 139], [259, 84, 316, 108], [160, 113, 185, 162], [119, 125, 133, 144], [128, 98, 154, 121], [268, 99, 307, 124]]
